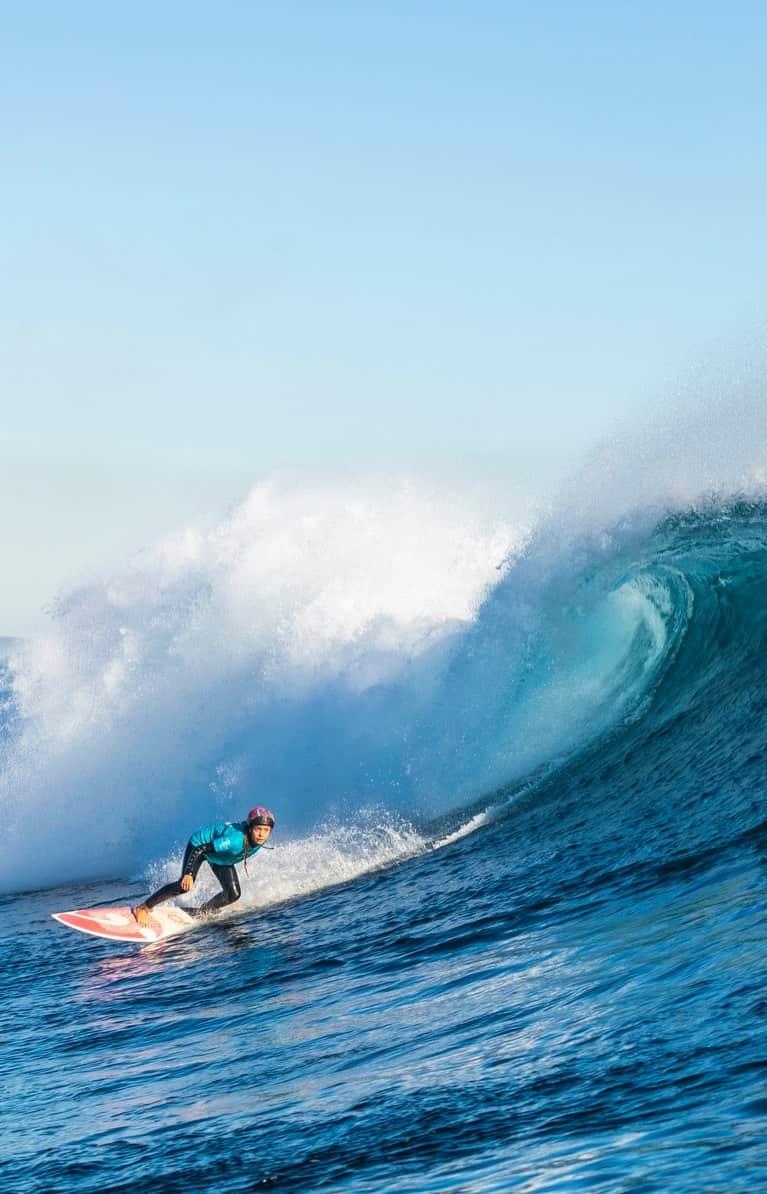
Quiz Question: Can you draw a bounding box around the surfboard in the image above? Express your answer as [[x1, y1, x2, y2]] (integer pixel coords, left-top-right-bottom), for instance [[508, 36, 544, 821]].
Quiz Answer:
[[52, 904, 196, 944]]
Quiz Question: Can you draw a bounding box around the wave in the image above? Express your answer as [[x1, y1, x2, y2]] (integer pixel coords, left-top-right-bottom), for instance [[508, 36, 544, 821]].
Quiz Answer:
[[0, 479, 523, 892], [3, 393, 767, 896]]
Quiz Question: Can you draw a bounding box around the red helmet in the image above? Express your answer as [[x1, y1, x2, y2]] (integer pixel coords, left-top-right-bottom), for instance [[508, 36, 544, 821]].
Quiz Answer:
[[246, 806, 275, 829]]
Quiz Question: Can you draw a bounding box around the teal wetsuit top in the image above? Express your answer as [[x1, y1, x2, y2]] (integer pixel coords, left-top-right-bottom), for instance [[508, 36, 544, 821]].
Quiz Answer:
[[187, 822, 262, 868]]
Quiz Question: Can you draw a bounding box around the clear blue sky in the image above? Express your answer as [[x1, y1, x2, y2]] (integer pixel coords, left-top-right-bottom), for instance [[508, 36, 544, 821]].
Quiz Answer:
[[3, 2, 767, 634]]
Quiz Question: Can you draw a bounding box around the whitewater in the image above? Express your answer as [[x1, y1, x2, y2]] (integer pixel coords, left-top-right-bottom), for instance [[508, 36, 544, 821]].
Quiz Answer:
[[3, 393, 767, 1191]]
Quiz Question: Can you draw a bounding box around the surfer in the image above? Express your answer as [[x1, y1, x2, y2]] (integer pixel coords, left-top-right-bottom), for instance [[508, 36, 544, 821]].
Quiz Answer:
[[132, 806, 275, 926]]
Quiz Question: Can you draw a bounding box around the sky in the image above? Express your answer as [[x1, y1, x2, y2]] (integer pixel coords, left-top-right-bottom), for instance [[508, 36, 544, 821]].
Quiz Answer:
[[3, 2, 767, 635]]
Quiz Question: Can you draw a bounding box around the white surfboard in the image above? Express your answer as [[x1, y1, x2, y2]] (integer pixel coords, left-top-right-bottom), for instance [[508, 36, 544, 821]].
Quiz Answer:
[[52, 904, 196, 944]]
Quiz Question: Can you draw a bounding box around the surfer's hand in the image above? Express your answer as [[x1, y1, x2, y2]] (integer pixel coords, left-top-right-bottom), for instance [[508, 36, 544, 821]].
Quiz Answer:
[[180, 874, 194, 892]]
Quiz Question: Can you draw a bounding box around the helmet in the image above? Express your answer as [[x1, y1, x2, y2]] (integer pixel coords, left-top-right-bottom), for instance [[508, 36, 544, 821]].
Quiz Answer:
[[246, 806, 275, 829]]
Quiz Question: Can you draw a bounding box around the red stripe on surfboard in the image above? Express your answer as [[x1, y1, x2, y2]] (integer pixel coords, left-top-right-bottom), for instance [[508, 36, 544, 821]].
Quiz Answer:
[[53, 907, 162, 941]]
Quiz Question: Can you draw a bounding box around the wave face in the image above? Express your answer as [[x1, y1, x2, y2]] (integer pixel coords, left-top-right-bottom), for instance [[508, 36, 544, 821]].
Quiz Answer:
[[2, 437, 767, 900]]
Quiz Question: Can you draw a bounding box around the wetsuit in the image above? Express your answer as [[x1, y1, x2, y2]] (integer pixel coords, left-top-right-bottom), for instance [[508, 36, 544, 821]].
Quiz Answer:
[[144, 822, 262, 914]]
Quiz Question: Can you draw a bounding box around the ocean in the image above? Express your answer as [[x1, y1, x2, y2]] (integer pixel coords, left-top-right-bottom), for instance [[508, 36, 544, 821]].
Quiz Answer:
[[2, 468, 767, 1191]]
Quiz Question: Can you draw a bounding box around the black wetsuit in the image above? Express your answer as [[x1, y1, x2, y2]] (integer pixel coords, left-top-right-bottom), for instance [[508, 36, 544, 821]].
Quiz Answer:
[[144, 833, 246, 915]]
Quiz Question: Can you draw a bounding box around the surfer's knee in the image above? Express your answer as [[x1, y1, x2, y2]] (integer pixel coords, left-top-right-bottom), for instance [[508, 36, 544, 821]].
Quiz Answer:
[[210, 863, 240, 906]]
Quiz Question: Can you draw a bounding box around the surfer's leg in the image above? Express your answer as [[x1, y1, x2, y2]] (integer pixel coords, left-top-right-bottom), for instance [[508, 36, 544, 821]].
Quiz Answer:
[[134, 844, 203, 923], [198, 863, 241, 915], [142, 878, 185, 910], [133, 887, 180, 926]]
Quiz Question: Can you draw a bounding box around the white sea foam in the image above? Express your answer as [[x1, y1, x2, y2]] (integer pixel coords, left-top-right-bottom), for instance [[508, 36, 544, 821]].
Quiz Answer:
[[147, 814, 429, 917], [0, 478, 525, 892], [4, 376, 767, 896]]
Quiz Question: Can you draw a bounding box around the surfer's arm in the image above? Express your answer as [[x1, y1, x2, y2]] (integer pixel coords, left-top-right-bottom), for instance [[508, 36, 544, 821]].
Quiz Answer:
[[210, 831, 239, 855], [181, 835, 214, 885], [180, 822, 236, 885], [184, 841, 209, 870]]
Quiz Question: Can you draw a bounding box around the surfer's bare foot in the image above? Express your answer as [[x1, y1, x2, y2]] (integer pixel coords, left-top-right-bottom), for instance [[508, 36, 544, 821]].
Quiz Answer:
[[133, 904, 150, 927]]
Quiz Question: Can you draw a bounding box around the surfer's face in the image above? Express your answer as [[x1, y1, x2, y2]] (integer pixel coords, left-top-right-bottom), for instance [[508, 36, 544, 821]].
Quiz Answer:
[[248, 823, 272, 846]]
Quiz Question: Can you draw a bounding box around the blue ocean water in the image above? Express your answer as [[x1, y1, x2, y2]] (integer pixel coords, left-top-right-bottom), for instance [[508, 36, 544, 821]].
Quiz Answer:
[[3, 487, 767, 1191]]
